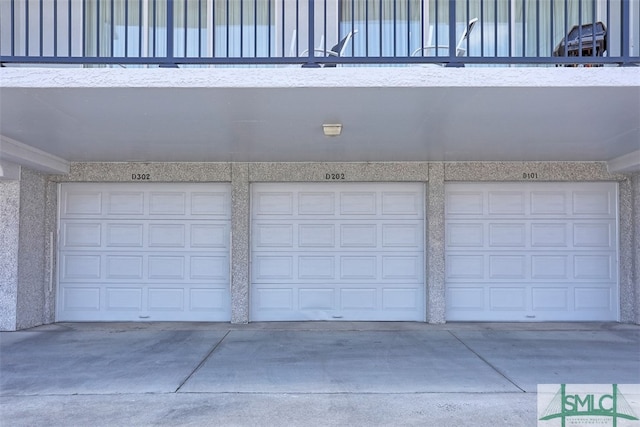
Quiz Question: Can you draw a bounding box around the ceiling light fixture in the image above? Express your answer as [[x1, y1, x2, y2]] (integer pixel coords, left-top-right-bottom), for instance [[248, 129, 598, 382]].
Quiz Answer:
[[322, 123, 342, 137]]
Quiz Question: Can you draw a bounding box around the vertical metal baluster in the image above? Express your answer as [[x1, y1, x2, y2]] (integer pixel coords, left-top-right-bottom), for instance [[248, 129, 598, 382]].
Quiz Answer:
[[549, 0, 554, 58], [39, 0, 43, 56], [420, 0, 425, 57], [521, 0, 525, 57], [97, 0, 101, 57], [536, 0, 540, 58], [507, 0, 512, 57], [167, 0, 174, 62], [591, 0, 596, 58], [351, 0, 355, 57], [407, 0, 410, 57], [68, 0, 72, 56], [621, 0, 630, 61], [82, 0, 86, 56], [365, 0, 369, 57], [254, 0, 257, 57], [268, 0, 272, 57], [240, 0, 243, 57], [198, 0, 202, 57], [125, 0, 129, 57], [434, 0, 438, 57], [111, 0, 115, 57], [494, 0, 498, 57], [153, 0, 157, 58], [10, 0, 15, 56], [473, 0, 477, 58], [225, 0, 229, 57], [54, 0, 58, 57], [280, 0, 284, 57], [138, 0, 143, 58], [448, 0, 456, 60], [212, 0, 216, 58], [184, 0, 188, 58], [323, 0, 327, 55], [302, 0, 319, 66], [563, 0, 568, 57], [578, 0, 583, 58], [25, 0, 29, 55], [379, 0, 382, 56], [605, 0, 610, 56], [393, 0, 396, 57]]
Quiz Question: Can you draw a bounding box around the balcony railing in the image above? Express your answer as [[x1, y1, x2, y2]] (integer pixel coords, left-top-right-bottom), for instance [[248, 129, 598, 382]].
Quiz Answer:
[[1, 0, 638, 67]]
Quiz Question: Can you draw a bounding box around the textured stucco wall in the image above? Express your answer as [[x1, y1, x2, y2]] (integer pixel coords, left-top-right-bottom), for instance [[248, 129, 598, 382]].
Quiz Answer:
[[2, 160, 632, 329], [0, 179, 20, 331], [16, 168, 47, 329]]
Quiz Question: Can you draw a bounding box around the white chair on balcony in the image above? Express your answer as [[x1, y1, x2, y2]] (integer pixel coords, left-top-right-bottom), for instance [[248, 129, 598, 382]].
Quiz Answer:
[[411, 18, 478, 64], [300, 30, 358, 67]]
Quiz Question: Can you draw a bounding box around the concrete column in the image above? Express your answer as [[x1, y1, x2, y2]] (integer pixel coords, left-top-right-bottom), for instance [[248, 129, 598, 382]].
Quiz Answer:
[[633, 173, 640, 325], [231, 163, 250, 323], [618, 177, 635, 323], [427, 163, 446, 323], [0, 179, 20, 331]]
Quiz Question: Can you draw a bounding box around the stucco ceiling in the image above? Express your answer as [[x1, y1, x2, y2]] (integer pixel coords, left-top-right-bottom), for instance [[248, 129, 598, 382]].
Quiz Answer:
[[0, 67, 638, 167]]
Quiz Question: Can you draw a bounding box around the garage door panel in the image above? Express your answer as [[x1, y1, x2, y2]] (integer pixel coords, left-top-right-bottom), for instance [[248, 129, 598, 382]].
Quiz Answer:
[[299, 192, 335, 215], [298, 224, 335, 247], [61, 254, 102, 280], [299, 288, 335, 310], [382, 288, 420, 310], [382, 224, 422, 247], [573, 190, 612, 215], [63, 191, 102, 216], [107, 192, 145, 215], [62, 287, 101, 311], [340, 192, 377, 215], [251, 183, 425, 321], [191, 224, 228, 248], [531, 255, 569, 279], [531, 223, 568, 247], [58, 183, 231, 322], [574, 287, 613, 310], [488, 191, 526, 215], [574, 254, 614, 280], [62, 222, 102, 247], [446, 191, 483, 215], [489, 255, 526, 279], [532, 288, 569, 310], [190, 289, 227, 311], [489, 287, 527, 310], [106, 256, 143, 279], [381, 192, 422, 215], [191, 192, 229, 216], [446, 182, 617, 321], [298, 257, 335, 279], [340, 288, 377, 310], [531, 191, 567, 214], [148, 288, 184, 311], [447, 223, 484, 247], [106, 223, 144, 247], [106, 288, 143, 310]]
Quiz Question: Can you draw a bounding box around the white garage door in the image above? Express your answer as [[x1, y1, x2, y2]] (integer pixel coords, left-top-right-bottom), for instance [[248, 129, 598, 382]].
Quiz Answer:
[[445, 182, 618, 321], [251, 183, 425, 321], [57, 183, 231, 321]]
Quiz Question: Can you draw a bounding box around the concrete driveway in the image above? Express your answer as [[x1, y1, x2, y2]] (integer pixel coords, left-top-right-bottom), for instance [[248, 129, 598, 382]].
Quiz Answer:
[[1, 322, 639, 426]]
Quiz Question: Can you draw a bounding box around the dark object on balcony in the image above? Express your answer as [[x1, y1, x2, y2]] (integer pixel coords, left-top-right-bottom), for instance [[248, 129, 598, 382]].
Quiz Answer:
[[553, 22, 607, 58]]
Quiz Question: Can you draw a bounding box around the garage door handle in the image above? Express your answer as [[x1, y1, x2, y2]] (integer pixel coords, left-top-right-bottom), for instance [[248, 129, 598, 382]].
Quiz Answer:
[[139, 315, 150, 319]]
